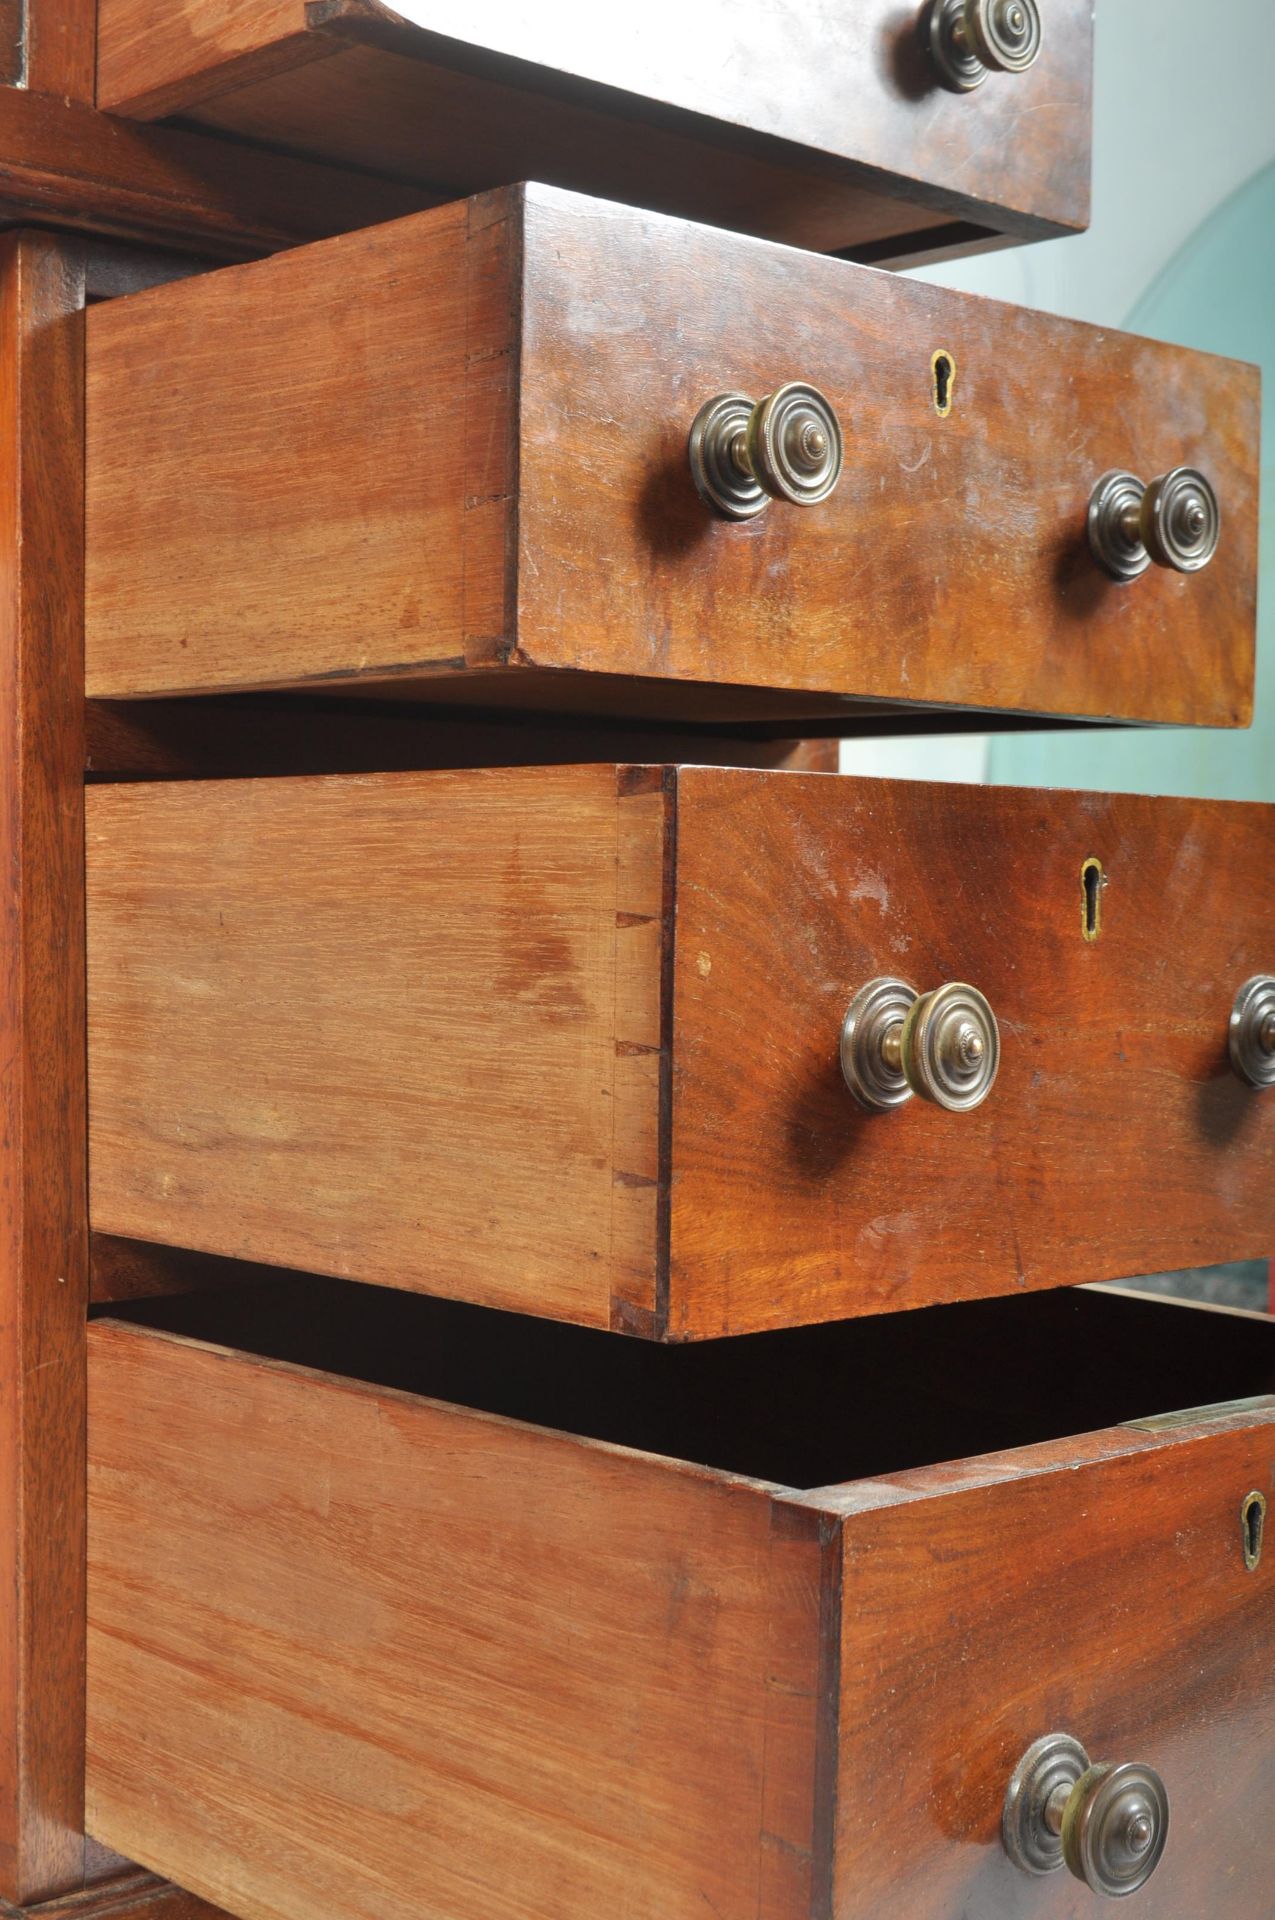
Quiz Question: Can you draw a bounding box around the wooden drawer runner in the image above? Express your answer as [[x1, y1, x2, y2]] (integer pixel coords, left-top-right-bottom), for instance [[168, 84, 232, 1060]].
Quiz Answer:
[[86, 1284, 1275, 1920], [86, 766, 1275, 1340], [84, 186, 1259, 732], [95, 0, 1092, 264]]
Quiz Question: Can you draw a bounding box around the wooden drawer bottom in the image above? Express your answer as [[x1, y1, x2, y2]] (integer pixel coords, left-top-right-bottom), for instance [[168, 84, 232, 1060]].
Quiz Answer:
[[87, 1284, 1275, 1919]]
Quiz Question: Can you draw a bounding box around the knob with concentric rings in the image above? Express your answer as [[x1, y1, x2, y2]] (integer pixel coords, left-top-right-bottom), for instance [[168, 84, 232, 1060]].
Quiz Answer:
[[1003, 1733, 1169, 1898], [1229, 975, 1275, 1088], [840, 977, 1000, 1114], [689, 382, 843, 520], [927, 0, 1043, 91], [1088, 466, 1221, 581]]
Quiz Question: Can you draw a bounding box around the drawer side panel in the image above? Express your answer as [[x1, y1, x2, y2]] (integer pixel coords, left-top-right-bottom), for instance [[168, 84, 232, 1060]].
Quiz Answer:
[[85, 193, 515, 699], [86, 1321, 825, 1920], [86, 764, 659, 1330]]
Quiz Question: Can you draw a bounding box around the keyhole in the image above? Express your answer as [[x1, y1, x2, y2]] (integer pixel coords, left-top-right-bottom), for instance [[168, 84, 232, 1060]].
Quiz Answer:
[[1081, 857, 1104, 942], [932, 350, 955, 417], [1242, 1491, 1265, 1572]]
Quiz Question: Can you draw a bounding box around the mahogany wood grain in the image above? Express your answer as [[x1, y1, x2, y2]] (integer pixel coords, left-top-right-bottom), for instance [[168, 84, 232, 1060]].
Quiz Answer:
[[84, 185, 1259, 730], [94, 0, 1091, 259], [0, 232, 88, 1907], [668, 769, 1275, 1336], [0, 87, 433, 260], [85, 767, 1275, 1340], [84, 1311, 1275, 1920]]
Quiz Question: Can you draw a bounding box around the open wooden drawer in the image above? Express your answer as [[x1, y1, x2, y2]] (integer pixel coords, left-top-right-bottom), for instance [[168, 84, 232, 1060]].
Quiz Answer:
[[84, 187, 1258, 732], [86, 767, 1275, 1339], [87, 1282, 1275, 1919], [94, 0, 1093, 265]]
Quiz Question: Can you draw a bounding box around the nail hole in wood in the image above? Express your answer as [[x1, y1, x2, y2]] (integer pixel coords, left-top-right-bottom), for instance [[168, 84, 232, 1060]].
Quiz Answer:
[[931, 350, 955, 417], [1242, 1490, 1265, 1572]]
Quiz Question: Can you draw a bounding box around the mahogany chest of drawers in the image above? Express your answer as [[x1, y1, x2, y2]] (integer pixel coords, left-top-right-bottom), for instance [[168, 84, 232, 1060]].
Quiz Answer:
[[0, 6, 1267, 1920]]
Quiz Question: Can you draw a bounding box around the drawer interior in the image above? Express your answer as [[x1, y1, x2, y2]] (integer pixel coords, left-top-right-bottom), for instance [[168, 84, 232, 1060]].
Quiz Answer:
[[98, 1278, 1275, 1491]]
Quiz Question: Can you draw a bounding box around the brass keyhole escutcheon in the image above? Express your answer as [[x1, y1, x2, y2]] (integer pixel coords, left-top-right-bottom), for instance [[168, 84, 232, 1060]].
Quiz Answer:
[[1081, 857, 1104, 941], [932, 349, 955, 417], [1241, 1490, 1266, 1572]]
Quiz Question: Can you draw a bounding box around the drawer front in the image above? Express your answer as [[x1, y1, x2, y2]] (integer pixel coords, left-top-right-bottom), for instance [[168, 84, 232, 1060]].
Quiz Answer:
[[87, 760, 1275, 1336], [86, 767, 1275, 1341], [96, 1, 1092, 259], [828, 1407, 1275, 1916], [667, 770, 1275, 1336], [86, 1308, 1275, 1920], [85, 185, 1259, 731]]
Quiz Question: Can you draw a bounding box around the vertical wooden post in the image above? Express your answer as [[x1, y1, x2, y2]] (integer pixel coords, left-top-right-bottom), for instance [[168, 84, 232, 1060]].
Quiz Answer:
[[0, 229, 88, 1906], [22, 0, 97, 100]]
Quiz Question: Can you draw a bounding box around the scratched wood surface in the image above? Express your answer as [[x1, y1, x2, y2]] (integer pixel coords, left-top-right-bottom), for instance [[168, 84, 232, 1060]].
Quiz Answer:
[[85, 1310, 1275, 1920], [87, 765, 668, 1332], [86, 1319, 826, 1920], [87, 766, 1275, 1340], [667, 769, 1275, 1337], [85, 184, 1258, 729], [94, 0, 1091, 259], [827, 1410, 1275, 1917]]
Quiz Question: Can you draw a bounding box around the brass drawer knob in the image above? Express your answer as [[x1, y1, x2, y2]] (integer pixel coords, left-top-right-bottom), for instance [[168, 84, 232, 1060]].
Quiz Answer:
[[840, 977, 999, 1114], [927, 0, 1043, 91], [1229, 974, 1275, 1088], [1004, 1733, 1169, 1897], [1088, 466, 1221, 581], [689, 382, 843, 520]]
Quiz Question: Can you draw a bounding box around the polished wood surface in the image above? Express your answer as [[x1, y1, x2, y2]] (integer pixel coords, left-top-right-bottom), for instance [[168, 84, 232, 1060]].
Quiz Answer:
[[95, 0, 1091, 260], [85, 186, 1259, 729], [0, 87, 432, 260], [829, 1415, 1275, 1916], [0, 232, 89, 1907], [86, 767, 1275, 1340], [668, 769, 1275, 1335], [85, 1299, 1275, 1920]]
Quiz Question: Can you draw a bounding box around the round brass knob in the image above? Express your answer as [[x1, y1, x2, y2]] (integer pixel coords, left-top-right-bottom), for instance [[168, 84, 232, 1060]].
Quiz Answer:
[[1088, 467, 1221, 581], [1229, 975, 1275, 1088], [840, 976, 1000, 1114], [927, 0, 1042, 91], [1003, 1733, 1169, 1898], [689, 382, 843, 520]]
